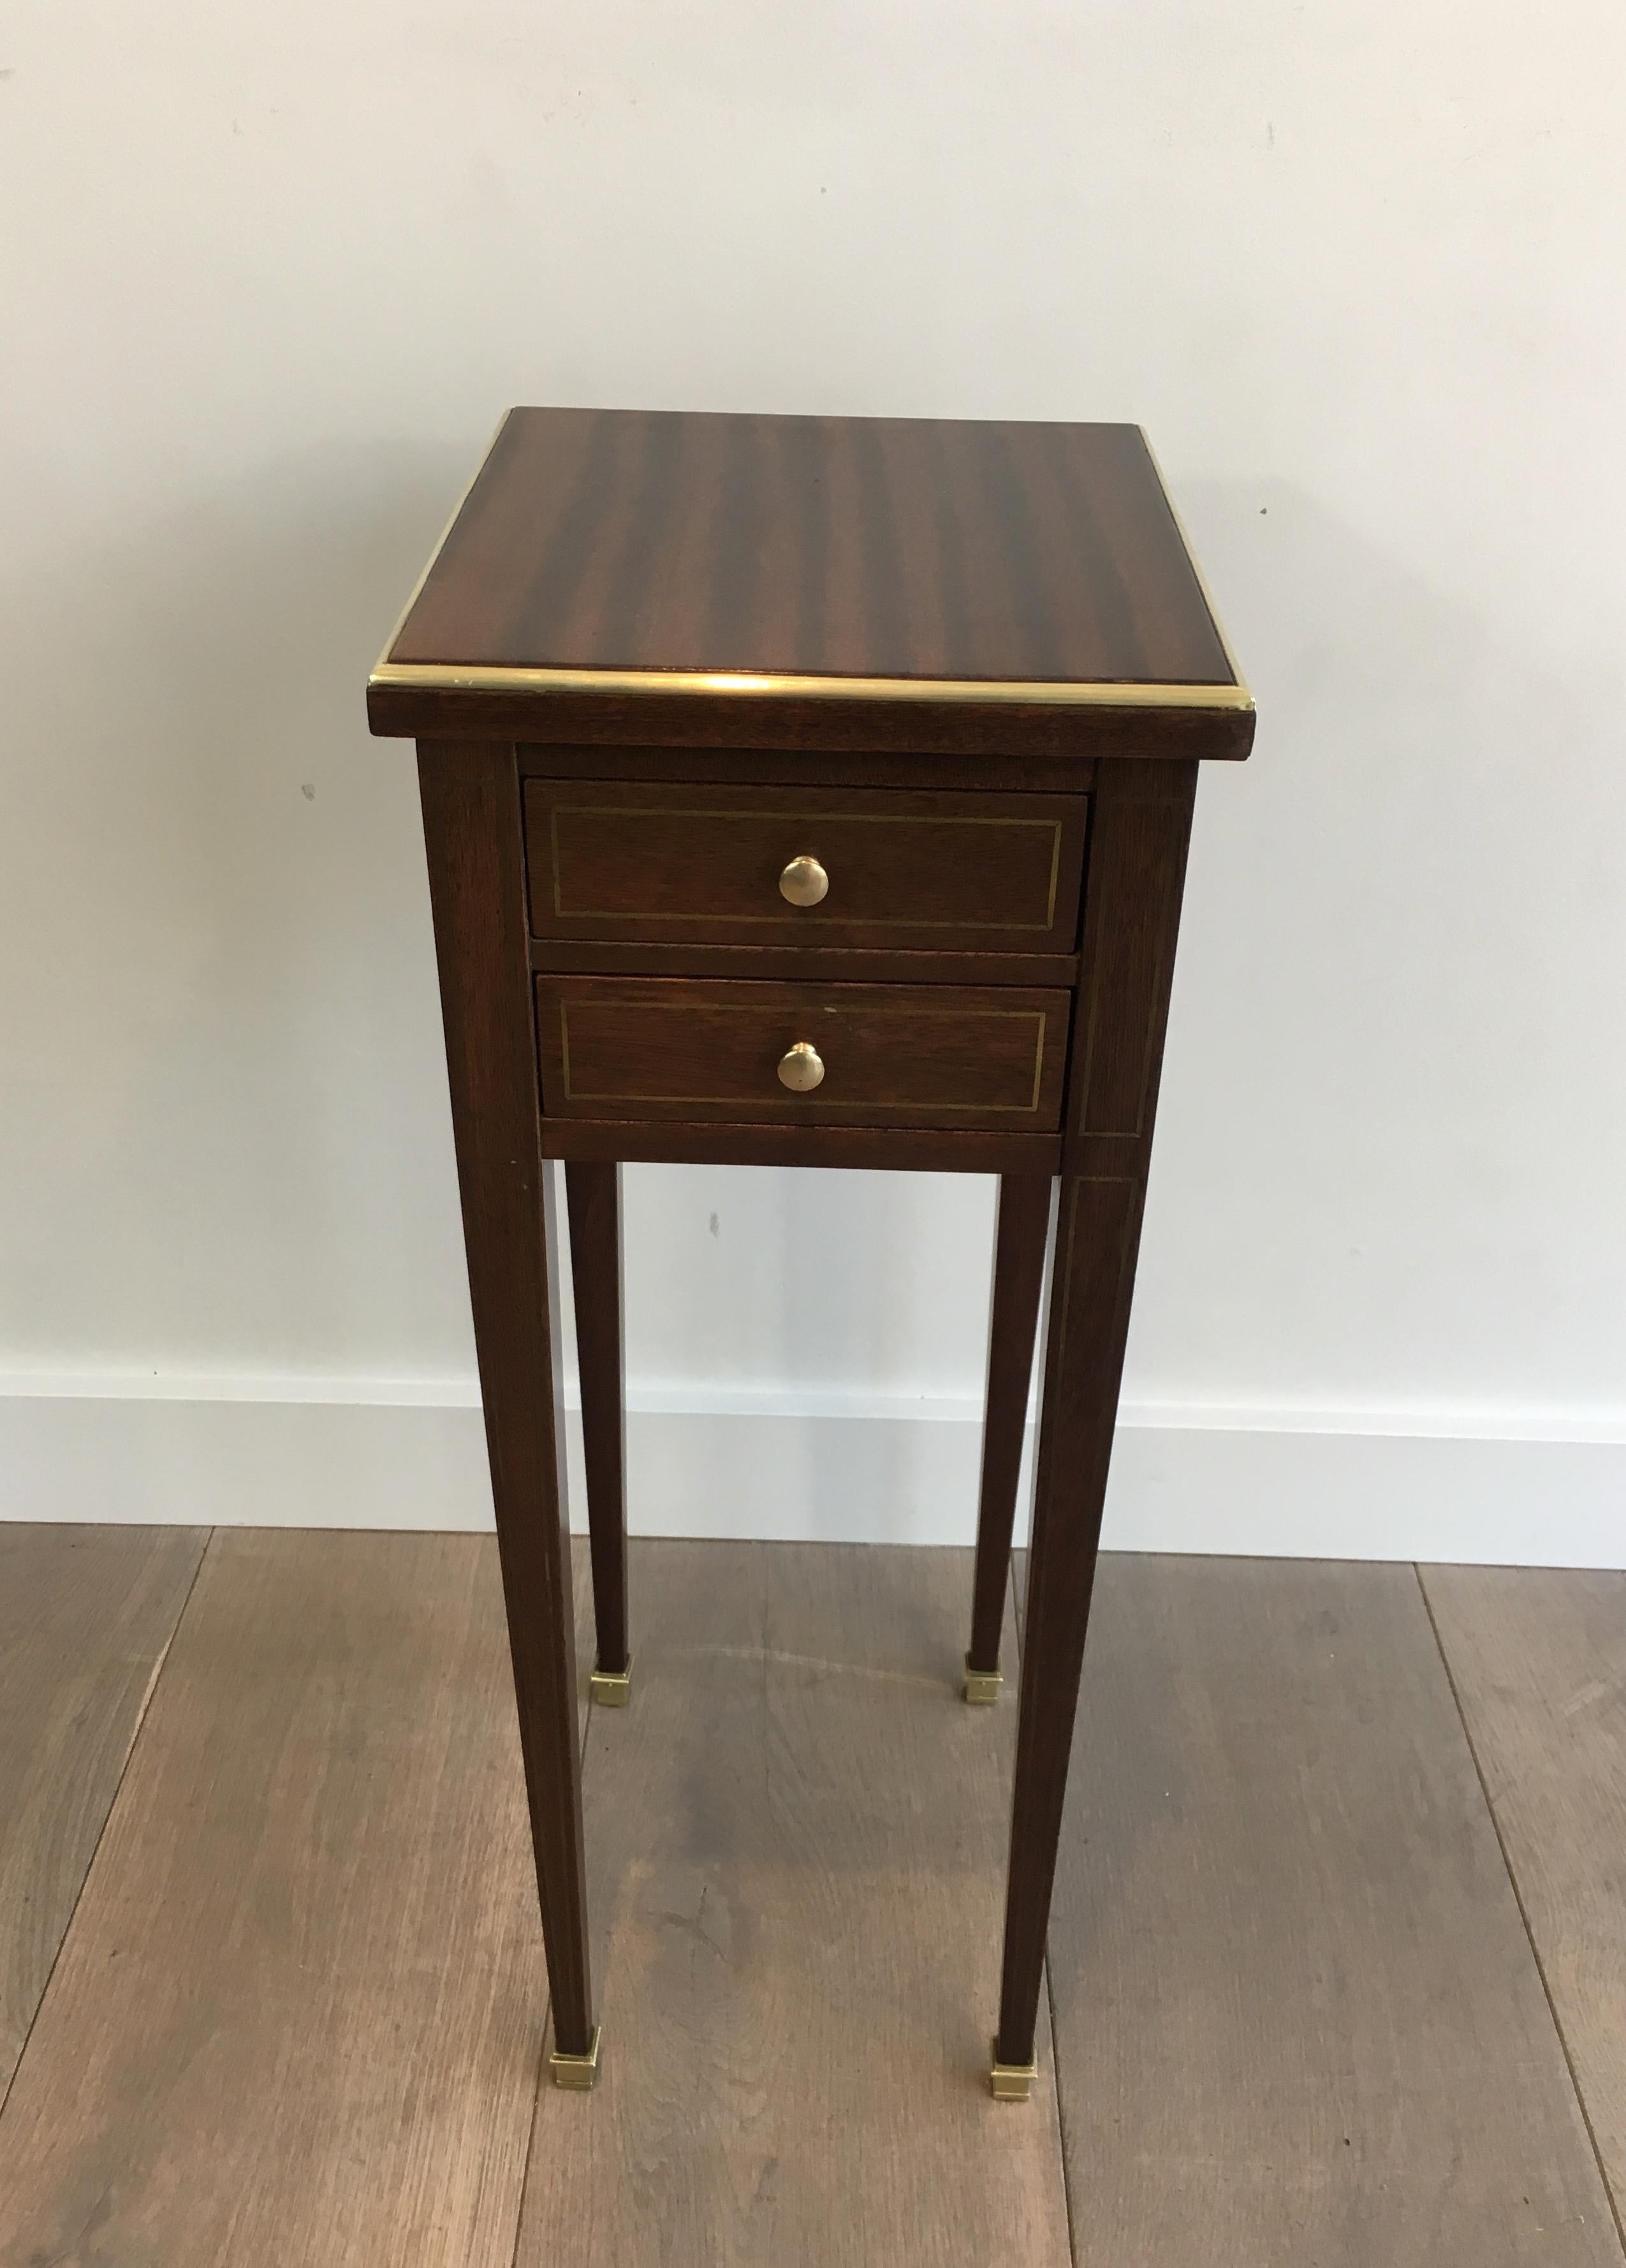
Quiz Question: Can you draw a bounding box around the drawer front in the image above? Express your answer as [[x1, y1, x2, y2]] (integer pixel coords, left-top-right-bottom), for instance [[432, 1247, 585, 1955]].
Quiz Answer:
[[523, 782, 1086, 952], [535, 978, 1071, 1131]]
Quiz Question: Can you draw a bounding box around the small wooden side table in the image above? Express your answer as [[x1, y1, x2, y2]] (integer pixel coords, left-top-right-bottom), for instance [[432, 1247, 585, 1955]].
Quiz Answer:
[[368, 408, 1252, 2098]]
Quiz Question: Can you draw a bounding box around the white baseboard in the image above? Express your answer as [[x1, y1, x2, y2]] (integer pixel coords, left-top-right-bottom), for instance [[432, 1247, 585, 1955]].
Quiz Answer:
[[1, 1376, 1622, 1568]]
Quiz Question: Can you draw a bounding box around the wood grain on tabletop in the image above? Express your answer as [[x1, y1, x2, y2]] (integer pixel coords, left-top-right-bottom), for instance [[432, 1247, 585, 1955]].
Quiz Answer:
[[369, 412, 1252, 756], [390, 409, 1234, 689]]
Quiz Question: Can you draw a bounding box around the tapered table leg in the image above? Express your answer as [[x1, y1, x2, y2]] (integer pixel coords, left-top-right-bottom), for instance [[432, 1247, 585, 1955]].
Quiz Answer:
[[417, 738, 597, 2079], [993, 1172, 1145, 2088], [991, 756, 1198, 2097], [565, 1160, 632, 1702], [965, 1175, 1053, 1702]]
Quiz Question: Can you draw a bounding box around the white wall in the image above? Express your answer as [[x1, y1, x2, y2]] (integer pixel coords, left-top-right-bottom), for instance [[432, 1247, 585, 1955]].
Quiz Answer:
[[3, 1, 1624, 1561]]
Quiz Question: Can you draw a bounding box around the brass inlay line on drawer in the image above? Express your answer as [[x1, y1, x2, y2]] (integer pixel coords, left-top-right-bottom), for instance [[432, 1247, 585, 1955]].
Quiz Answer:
[[546, 808, 1065, 931], [556, 1004, 1051, 1114]]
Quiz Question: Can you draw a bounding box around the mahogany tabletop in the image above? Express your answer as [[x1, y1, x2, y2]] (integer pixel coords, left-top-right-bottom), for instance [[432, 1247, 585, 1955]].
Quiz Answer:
[[369, 408, 1252, 760]]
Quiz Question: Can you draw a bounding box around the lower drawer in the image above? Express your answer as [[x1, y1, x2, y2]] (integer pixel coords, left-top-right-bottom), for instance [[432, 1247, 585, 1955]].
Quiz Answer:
[[534, 977, 1071, 1131]]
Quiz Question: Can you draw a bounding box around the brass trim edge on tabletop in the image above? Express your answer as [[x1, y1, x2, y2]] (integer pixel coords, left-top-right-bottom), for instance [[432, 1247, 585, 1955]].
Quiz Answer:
[[371, 656, 1254, 711]]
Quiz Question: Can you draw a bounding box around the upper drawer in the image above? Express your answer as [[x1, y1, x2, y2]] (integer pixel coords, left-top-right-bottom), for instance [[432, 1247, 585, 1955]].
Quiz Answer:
[[522, 781, 1087, 952]]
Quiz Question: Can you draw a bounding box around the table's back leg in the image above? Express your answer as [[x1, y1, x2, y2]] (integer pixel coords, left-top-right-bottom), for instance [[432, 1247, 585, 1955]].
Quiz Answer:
[[565, 1160, 632, 1701], [417, 738, 599, 2083], [992, 758, 1198, 2096], [965, 1174, 1053, 1701]]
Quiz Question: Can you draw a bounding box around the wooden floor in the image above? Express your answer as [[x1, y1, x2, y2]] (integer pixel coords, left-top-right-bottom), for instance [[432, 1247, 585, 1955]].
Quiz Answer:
[[0, 1532, 1621, 2267]]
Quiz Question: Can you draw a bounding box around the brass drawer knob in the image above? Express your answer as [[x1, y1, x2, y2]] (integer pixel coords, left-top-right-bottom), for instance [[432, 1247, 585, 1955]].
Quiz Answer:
[[779, 854, 829, 908], [777, 1041, 825, 1093]]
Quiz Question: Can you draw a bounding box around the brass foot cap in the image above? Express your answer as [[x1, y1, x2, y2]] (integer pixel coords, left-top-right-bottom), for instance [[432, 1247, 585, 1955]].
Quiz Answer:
[[590, 1657, 633, 1707], [549, 2026, 602, 2091], [963, 1653, 1003, 1705], [989, 2040, 1037, 2102]]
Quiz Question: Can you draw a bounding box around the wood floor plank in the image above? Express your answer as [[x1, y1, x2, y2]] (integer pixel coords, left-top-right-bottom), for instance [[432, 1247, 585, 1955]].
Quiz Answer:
[[0, 1529, 592, 2268], [1047, 1556, 1621, 2265], [1423, 1565, 1626, 2230], [515, 1539, 1071, 2268], [0, 1522, 205, 2101]]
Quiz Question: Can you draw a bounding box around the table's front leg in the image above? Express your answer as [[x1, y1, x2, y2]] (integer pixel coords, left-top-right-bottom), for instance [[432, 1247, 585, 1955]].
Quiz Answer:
[[417, 738, 599, 2089], [991, 757, 1198, 2099]]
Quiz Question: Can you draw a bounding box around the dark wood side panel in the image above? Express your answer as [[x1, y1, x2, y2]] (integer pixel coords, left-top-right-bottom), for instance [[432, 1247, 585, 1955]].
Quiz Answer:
[[1067, 757, 1199, 1153], [538, 1117, 1063, 1175], [522, 780, 1087, 954], [534, 976, 1070, 1133]]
